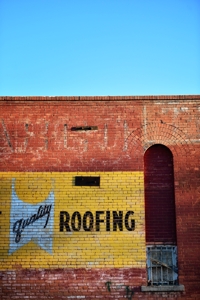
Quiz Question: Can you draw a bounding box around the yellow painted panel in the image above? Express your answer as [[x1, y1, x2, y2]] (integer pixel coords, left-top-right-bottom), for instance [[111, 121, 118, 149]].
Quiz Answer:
[[0, 172, 146, 270]]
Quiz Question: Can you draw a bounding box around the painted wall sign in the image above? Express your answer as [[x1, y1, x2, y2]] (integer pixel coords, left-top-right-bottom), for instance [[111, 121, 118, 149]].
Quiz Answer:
[[59, 210, 135, 232], [0, 120, 129, 153], [9, 179, 54, 254], [0, 172, 146, 270]]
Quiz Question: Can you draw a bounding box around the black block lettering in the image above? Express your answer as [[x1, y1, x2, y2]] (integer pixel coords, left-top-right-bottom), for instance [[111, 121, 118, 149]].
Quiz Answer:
[[83, 211, 94, 231], [113, 211, 123, 231], [71, 211, 81, 231], [96, 211, 104, 231], [106, 211, 111, 231], [125, 211, 135, 231], [60, 211, 71, 232]]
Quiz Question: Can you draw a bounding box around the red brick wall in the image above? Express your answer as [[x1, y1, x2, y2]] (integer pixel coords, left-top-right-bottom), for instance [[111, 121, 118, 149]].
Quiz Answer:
[[0, 95, 200, 299]]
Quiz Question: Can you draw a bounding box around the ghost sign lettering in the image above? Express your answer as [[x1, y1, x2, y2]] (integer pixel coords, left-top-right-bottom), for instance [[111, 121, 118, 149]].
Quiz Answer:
[[8, 179, 135, 255]]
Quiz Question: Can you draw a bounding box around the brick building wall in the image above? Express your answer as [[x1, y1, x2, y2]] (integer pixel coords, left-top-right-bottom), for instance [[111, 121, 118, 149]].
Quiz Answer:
[[0, 95, 199, 299]]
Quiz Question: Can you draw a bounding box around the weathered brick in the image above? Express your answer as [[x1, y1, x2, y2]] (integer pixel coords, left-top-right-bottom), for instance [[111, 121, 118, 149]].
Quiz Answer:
[[0, 95, 200, 299]]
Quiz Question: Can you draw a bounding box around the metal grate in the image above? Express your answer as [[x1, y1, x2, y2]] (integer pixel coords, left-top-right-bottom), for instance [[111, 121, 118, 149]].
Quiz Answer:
[[147, 245, 178, 286]]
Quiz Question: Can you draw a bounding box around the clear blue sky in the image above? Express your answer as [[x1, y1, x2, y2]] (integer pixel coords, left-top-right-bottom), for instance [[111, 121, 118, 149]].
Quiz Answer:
[[0, 0, 199, 96]]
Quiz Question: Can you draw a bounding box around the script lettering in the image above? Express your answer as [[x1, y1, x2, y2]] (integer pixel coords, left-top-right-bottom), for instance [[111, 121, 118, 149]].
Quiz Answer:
[[13, 205, 52, 243]]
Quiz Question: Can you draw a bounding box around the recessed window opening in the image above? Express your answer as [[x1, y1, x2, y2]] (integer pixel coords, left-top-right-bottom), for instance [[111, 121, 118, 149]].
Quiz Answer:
[[75, 176, 100, 186], [71, 126, 98, 131], [144, 144, 178, 286]]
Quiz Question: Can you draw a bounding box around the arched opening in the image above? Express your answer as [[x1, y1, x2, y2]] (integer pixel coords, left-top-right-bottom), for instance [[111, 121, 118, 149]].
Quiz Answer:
[[144, 144, 178, 286], [144, 144, 177, 244]]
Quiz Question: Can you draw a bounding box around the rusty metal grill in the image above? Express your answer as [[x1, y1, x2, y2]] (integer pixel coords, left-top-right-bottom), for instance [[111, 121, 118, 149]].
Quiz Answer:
[[147, 246, 178, 285]]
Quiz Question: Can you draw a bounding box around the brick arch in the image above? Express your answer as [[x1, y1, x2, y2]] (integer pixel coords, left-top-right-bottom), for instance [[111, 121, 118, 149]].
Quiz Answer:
[[125, 121, 192, 170]]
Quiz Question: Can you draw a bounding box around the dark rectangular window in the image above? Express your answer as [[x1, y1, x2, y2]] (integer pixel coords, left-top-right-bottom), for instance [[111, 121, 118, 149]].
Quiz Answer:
[[75, 176, 100, 186]]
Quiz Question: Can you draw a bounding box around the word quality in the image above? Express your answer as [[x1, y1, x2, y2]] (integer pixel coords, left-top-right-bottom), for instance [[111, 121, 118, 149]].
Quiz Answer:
[[13, 205, 52, 243], [60, 210, 135, 232]]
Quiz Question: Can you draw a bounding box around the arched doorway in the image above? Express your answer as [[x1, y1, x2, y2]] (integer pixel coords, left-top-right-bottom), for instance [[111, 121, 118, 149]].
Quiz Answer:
[[144, 144, 178, 285]]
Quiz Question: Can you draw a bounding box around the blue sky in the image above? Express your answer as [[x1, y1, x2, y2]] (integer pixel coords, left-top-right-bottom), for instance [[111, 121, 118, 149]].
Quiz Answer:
[[0, 0, 199, 96]]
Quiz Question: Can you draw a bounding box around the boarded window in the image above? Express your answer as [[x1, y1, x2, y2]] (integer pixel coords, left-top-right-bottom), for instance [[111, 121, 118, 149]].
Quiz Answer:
[[144, 144, 177, 244]]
